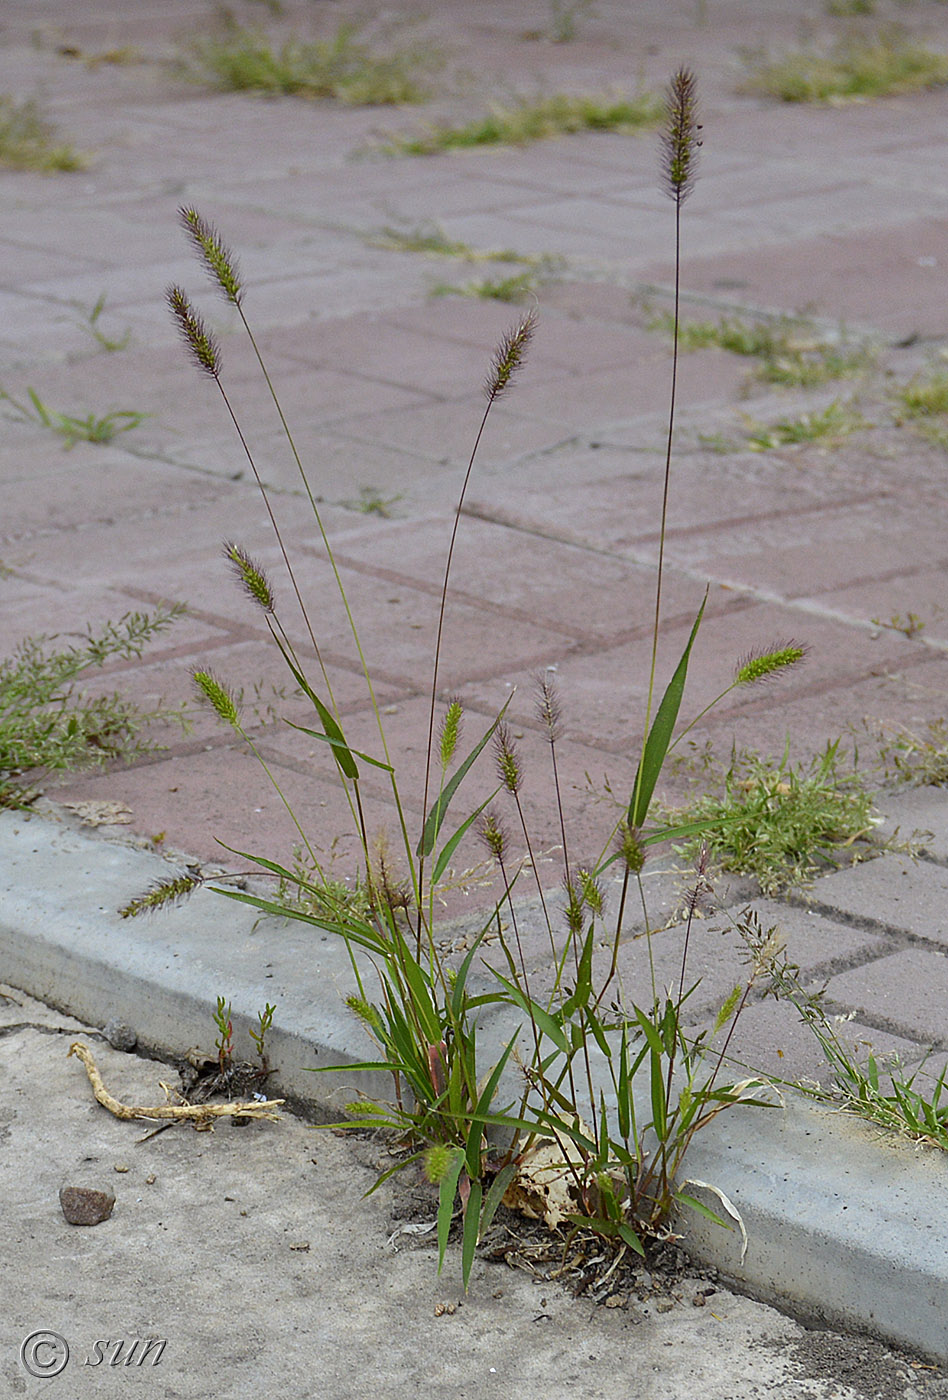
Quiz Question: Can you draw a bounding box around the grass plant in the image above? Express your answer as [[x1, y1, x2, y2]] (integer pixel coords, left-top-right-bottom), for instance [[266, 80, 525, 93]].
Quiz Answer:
[[523, 1, 599, 42], [743, 398, 869, 449], [73, 293, 132, 353], [127, 73, 817, 1287], [0, 606, 187, 804], [384, 89, 663, 155], [369, 222, 551, 268], [667, 741, 877, 895], [647, 309, 874, 386], [183, 17, 437, 104], [741, 29, 948, 103], [0, 386, 146, 447], [872, 717, 948, 786], [431, 270, 544, 304], [0, 96, 84, 172]]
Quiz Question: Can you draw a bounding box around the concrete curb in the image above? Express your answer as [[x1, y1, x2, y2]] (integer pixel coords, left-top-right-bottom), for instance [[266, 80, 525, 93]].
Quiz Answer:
[[3, 809, 948, 1363]]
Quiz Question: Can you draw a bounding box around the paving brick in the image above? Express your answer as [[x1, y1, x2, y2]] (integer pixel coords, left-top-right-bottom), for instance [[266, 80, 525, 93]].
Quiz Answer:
[[824, 947, 948, 1047], [793, 855, 948, 948]]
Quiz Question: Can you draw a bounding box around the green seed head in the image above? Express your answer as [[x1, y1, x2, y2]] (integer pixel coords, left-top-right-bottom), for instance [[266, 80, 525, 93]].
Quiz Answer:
[[579, 866, 604, 917], [478, 808, 509, 861], [536, 670, 562, 744], [735, 642, 807, 687], [119, 871, 202, 918], [193, 669, 240, 728], [439, 697, 463, 768], [423, 1143, 454, 1185], [616, 822, 646, 874], [563, 876, 584, 936], [485, 308, 537, 402], [179, 206, 243, 305], [166, 285, 220, 377], [494, 722, 523, 795], [224, 541, 275, 613], [344, 993, 382, 1031]]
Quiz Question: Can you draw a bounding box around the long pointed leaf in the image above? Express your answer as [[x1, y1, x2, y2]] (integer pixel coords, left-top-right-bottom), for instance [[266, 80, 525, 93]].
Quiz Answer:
[[629, 593, 707, 829]]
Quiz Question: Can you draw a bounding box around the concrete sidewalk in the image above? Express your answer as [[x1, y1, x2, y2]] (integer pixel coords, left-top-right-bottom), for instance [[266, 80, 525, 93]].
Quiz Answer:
[[3, 0, 948, 1386]]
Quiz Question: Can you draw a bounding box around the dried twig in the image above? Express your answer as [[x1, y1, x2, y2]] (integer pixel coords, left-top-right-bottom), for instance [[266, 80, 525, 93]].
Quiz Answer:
[[68, 1041, 284, 1124]]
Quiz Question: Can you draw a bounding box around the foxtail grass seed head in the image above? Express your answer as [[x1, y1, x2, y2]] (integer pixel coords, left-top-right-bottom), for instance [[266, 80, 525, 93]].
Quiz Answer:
[[179, 206, 243, 305], [494, 722, 524, 795], [344, 993, 382, 1031], [166, 285, 221, 377], [564, 876, 584, 936], [478, 808, 509, 861], [119, 871, 202, 919], [535, 670, 562, 744], [439, 697, 463, 768], [424, 1143, 454, 1185], [579, 866, 605, 917], [485, 308, 537, 403], [713, 984, 743, 1037], [224, 541, 275, 613], [193, 669, 240, 729], [616, 821, 646, 875], [662, 67, 700, 205], [735, 642, 807, 687]]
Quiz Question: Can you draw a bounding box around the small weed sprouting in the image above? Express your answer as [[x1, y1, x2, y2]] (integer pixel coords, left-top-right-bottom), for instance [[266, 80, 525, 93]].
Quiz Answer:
[[825, 0, 875, 13], [384, 89, 663, 155], [0, 96, 85, 172], [183, 16, 438, 105], [872, 717, 948, 788], [0, 386, 147, 448], [431, 270, 542, 304], [73, 293, 131, 353], [339, 486, 402, 517], [743, 398, 869, 450], [213, 996, 235, 1072], [646, 310, 874, 387], [1, 606, 187, 806], [668, 740, 876, 896], [893, 367, 948, 448], [249, 1003, 276, 1063], [740, 29, 948, 104], [870, 610, 927, 639], [370, 222, 559, 272], [129, 72, 817, 1287]]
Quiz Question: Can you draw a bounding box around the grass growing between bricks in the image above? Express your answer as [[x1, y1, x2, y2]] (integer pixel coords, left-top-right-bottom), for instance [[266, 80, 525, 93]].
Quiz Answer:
[[0, 96, 85, 172], [182, 16, 438, 103], [740, 28, 948, 103], [0, 607, 187, 806], [383, 89, 663, 154], [646, 309, 875, 387]]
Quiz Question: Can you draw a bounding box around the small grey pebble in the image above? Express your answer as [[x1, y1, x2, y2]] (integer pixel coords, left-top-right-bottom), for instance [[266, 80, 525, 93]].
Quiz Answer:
[[103, 1018, 137, 1051], [60, 1184, 115, 1226]]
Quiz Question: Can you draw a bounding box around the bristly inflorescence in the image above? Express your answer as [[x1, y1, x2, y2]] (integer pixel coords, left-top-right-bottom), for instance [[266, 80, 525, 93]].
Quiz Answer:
[[179, 206, 243, 305], [494, 722, 524, 795], [119, 871, 202, 919], [224, 541, 275, 614], [167, 286, 221, 378], [193, 669, 241, 729], [735, 642, 807, 687], [438, 697, 463, 768], [661, 67, 700, 206], [477, 807, 510, 862], [535, 670, 562, 745], [485, 308, 537, 403]]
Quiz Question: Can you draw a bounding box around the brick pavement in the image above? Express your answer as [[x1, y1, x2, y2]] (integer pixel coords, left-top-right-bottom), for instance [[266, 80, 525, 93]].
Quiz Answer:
[[2, 0, 948, 1085]]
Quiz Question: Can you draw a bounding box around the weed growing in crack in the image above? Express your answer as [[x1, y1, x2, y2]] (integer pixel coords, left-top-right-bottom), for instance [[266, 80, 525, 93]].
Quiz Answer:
[[740, 28, 948, 103], [0, 386, 147, 447], [742, 398, 869, 449], [0, 606, 187, 805], [182, 14, 438, 104], [666, 740, 877, 896], [646, 309, 874, 387], [127, 72, 816, 1287], [0, 95, 85, 171], [383, 89, 663, 155]]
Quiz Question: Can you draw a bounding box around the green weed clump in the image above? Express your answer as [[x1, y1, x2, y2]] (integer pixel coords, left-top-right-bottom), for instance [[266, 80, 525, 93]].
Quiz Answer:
[[183, 18, 436, 104], [648, 310, 874, 386], [128, 73, 814, 1288], [0, 386, 146, 448], [741, 29, 948, 103], [386, 89, 663, 155], [743, 398, 869, 449], [0, 96, 84, 172], [669, 742, 876, 895], [0, 607, 186, 804]]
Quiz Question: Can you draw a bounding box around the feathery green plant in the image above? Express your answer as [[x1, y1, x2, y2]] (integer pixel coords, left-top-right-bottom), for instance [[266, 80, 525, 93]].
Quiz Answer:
[[0, 386, 146, 447], [668, 740, 876, 895], [128, 72, 811, 1287], [741, 29, 948, 103], [743, 398, 869, 449], [0, 606, 187, 804], [384, 89, 663, 155], [646, 309, 874, 386], [183, 16, 437, 104], [0, 96, 85, 172]]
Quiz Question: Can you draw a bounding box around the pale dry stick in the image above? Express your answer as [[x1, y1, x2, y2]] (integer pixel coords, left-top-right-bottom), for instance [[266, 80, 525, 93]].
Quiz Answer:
[[68, 1042, 284, 1124]]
